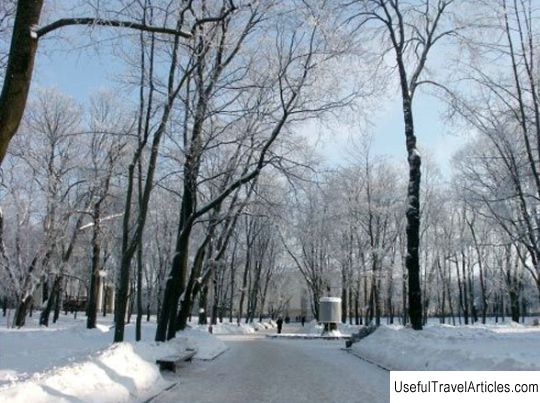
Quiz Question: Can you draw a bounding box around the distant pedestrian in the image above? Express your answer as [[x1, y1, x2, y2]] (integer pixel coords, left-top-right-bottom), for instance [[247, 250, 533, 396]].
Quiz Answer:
[[285, 315, 290, 324], [301, 316, 305, 327], [277, 317, 283, 334]]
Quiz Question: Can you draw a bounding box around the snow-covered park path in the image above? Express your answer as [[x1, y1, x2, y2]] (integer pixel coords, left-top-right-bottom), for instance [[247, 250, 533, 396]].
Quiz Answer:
[[151, 334, 389, 403]]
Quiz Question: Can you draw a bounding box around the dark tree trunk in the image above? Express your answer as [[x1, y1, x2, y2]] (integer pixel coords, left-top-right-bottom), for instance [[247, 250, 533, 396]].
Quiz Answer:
[[103, 287, 108, 316], [14, 295, 33, 327], [42, 278, 49, 304], [136, 239, 143, 341], [341, 284, 347, 324], [461, 254, 469, 325], [363, 275, 369, 324], [509, 290, 520, 322], [87, 206, 101, 329], [401, 95, 423, 330], [367, 283, 374, 324], [156, 72, 206, 341], [175, 235, 209, 331], [348, 287, 353, 325], [127, 286, 135, 324], [53, 284, 62, 323], [375, 277, 381, 326], [354, 293, 359, 325], [229, 248, 236, 323], [198, 285, 208, 325], [136, 152, 144, 341], [40, 275, 61, 326], [0, 0, 44, 164], [237, 250, 250, 325], [211, 273, 219, 326], [155, 212, 193, 341]]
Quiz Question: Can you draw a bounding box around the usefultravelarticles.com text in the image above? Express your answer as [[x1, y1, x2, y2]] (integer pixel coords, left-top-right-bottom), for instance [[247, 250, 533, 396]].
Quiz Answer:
[[390, 371, 540, 403], [394, 380, 537, 394]]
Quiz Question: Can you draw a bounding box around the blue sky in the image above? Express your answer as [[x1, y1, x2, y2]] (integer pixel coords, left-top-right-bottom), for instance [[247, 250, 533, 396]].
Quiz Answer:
[[305, 92, 465, 176], [32, 33, 465, 178]]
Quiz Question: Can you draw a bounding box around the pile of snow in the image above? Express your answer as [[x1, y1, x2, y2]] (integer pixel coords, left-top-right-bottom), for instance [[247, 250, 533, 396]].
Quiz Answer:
[[252, 321, 277, 331], [352, 323, 540, 370], [179, 328, 228, 359], [323, 329, 343, 337], [195, 322, 255, 335], [253, 322, 266, 331], [0, 342, 167, 403], [0, 313, 227, 402], [194, 320, 281, 334], [303, 320, 360, 336]]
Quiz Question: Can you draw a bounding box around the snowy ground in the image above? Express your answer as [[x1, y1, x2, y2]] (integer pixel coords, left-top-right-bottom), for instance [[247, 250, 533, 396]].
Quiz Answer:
[[4, 311, 540, 402], [0, 313, 232, 402], [352, 322, 540, 371]]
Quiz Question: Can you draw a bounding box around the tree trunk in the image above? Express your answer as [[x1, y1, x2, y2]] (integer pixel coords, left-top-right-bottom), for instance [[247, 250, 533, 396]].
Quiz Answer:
[[211, 272, 219, 326], [0, 0, 44, 164], [175, 237, 209, 331], [229, 248, 236, 323], [402, 94, 423, 330], [53, 282, 62, 323], [341, 282, 347, 324], [155, 212, 193, 341], [237, 250, 250, 325], [39, 275, 61, 326], [198, 285, 208, 325], [87, 207, 101, 329], [509, 289, 520, 322], [14, 295, 33, 327], [103, 287, 108, 316], [348, 286, 353, 325], [136, 239, 143, 341], [42, 278, 49, 304], [354, 292, 359, 325]]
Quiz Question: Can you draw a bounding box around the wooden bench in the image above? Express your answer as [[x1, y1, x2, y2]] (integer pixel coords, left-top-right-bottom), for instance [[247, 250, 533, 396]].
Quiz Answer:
[[156, 349, 197, 372]]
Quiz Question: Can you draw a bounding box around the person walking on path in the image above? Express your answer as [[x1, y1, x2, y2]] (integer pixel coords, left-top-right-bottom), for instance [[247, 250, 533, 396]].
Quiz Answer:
[[301, 316, 305, 327], [277, 317, 283, 334]]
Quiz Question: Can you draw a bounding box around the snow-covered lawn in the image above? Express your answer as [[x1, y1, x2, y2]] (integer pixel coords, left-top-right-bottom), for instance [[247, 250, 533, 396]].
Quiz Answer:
[[6, 311, 540, 402], [204, 321, 256, 335], [0, 313, 228, 402], [352, 322, 540, 370]]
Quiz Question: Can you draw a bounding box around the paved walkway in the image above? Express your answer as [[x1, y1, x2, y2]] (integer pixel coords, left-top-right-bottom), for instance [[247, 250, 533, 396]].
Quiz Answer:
[[152, 334, 389, 403]]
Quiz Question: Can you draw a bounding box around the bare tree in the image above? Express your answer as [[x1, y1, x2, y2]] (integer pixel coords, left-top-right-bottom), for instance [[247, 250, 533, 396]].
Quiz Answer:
[[155, 0, 352, 341], [83, 93, 130, 329], [0, 88, 83, 327], [346, 0, 458, 329], [0, 0, 201, 166]]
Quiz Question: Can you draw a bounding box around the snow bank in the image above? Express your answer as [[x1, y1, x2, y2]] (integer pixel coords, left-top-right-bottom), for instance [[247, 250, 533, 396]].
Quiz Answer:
[[0, 342, 167, 403], [352, 323, 540, 370], [202, 322, 255, 335], [180, 328, 228, 360], [0, 314, 228, 402], [304, 320, 360, 336], [253, 322, 266, 331]]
